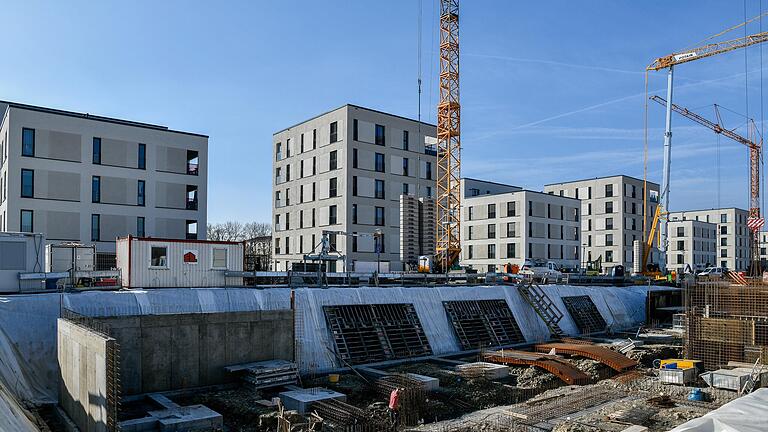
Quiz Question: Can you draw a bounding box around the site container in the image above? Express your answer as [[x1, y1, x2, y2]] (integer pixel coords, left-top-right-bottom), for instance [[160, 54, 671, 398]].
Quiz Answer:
[[658, 367, 697, 385], [45, 243, 96, 272], [116, 236, 243, 288], [0, 232, 46, 293]]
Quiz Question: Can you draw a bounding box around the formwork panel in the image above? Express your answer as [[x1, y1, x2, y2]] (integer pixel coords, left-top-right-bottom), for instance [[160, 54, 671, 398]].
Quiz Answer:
[[561, 296, 607, 334], [443, 299, 525, 350]]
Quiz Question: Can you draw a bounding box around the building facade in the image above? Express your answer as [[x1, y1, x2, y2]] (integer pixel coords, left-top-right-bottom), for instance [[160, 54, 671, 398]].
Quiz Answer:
[[271, 105, 436, 272], [460, 179, 580, 272], [543, 175, 660, 272], [0, 101, 207, 251], [666, 219, 717, 274], [668, 208, 751, 271]]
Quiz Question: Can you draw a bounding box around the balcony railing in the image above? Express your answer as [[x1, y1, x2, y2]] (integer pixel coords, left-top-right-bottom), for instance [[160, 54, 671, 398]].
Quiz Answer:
[[187, 163, 199, 175]]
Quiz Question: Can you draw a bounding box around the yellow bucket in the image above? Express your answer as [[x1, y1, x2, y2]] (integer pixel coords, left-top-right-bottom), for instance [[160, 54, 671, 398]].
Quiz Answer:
[[328, 374, 340, 383]]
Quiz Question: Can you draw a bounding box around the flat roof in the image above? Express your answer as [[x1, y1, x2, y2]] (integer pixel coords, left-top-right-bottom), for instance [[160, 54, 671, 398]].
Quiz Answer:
[[273, 104, 437, 135], [464, 187, 580, 202], [544, 174, 659, 187], [0, 100, 208, 138], [668, 207, 748, 214], [462, 177, 522, 189]]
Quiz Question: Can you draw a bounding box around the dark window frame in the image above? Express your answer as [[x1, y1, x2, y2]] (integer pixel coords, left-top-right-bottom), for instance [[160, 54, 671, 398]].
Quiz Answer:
[[20, 209, 33, 232], [92, 137, 102, 164], [21, 169, 34, 198], [92, 176, 101, 203], [22, 128, 35, 157], [138, 143, 147, 170], [137, 216, 145, 237], [91, 214, 100, 241], [138, 180, 146, 206]]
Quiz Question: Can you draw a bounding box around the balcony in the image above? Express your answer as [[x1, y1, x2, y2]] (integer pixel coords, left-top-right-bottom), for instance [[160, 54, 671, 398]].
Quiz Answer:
[[275, 199, 284, 208]]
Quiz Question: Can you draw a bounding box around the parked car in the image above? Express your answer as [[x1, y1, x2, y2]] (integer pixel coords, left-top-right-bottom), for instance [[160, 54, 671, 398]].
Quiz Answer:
[[519, 259, 563, 283], [698, 267, 727, 278]]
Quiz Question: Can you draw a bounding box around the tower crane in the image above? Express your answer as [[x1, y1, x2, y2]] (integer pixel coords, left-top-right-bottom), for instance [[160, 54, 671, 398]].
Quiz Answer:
[[650, 95, 763, 273], [435, 0, 462, 272], [646, 17, 768, 273]]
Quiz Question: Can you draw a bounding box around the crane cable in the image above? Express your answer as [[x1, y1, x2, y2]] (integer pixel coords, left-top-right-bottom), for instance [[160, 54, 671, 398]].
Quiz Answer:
[[643, 71, 649, 245]]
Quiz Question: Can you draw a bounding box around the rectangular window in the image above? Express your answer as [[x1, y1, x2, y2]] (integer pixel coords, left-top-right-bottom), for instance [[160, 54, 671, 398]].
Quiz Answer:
[[92, 176, 101, 203], [275, 142, 282, 161], [507, 201, 516, 216], [375, 179, 385, 199], [375, 124, 385, 145], [488, 244, 496, 259], [507, 222, 515, 237], [488, 203, 496, 218], [605, 250, 613, 262], [329, 205, 338, 225], [138, 180, 146, 206], [721, 213, 727, 223], [352, 204, 358, 224], [300, 134, 304, 153], [375, 206, 385, 226], [330, 150, 338, 170], [605, 217, 613, 230], [606, 234, 613, 246], [605, 184, 613, 197], [507, 243, 516, 258], [138, 144, 147, 170], [313, 128, 317, 149], [92, 138, 101, 164], [186, 150, 198, 175], [330, 121, 338, 143], [720, 226, 727, 235], [299, 210, 304, 228], [286, 164, 291, 181], [426, 186, 432, 197], [212, 248, 228, 268], [468, 207, 474, 221], [186, 220, 198, 240], [22, 128, 35, 157], [677, 226, 685, 237], [21, 169, 34, 198], [375, 153, 385, 172], [721, 237, 727, 246], [312, 157, 317, 175], [488, 224, 496, 239], [150, 246, 168, 267], [605, 201, 613, 214], [468, 245, 474, 259], [285, 213, 290, 230], [329, 177, 338, 197], [91, 214, 100, 241], [352, 176, 358, 196], [677, 240, 685, 250], [137, 217, 145, 237], [353, 119, 358, 141], [402, 183, 409, 195], [353, 148, 358, 168], [425, 161, 432, 180], [403, 130, 409, 150], [402, 158, 409, 176], [312, 182, 316, 201], [20, 210, 33, 232], [468, 225, 473, 240], [312, 208, 316, 227]]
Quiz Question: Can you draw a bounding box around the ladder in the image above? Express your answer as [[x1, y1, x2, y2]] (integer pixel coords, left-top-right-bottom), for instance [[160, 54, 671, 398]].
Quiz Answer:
[[517, 279, 566, 339], [741, 356, 763, 395]]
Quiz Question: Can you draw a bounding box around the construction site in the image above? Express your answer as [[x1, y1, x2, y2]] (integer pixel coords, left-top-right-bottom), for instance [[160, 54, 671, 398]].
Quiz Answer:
[[3, 1, 768, 432]]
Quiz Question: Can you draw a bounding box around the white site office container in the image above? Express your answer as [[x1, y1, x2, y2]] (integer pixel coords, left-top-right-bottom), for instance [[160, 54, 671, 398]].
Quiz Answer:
[[116, 236, 243, 288], [0, 232, 46, 293], [45, 243, 96, 272], [659, 367, 697, 385]]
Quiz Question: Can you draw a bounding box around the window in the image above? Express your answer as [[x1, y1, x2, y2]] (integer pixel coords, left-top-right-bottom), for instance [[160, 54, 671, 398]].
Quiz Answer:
[[285, 188, 290, 205], [150, 246, 168, 267], [721, 213, 727, 223], [402, 158, 409, 176], [285, 237, 290, 254], [352, 234, 358, 252], [468, 245, 473, 259], [353, 148, 358, 168], [312, 157, 317, 175], [312, 182, 317, 201], [488, 204, 496, 218], [375, 179, 385, 199], [300, 134, 304, 153], [677, 254, 684, 264], [605, 217, 613, 230], [375, 153, 385, 172], [186, 220, 198, 240], [91, 214, 100, 241], [92, 138, 101, 164], [507, 243, 516, 258], [212, 248, 228, 268], [426, 186, 432, 197], [507, 222, 516, 237], [138, 180, 146, 206], [488, 244, 496, 259], [605, 201, 613, 214], [720, 226, 727, 235], [677, 240, 685, 250], [329, 205, 338, 225], [468, 226, 473, 240], [605, 234, 614, 246], [353, 119, 359, 141], [22, 128, 35, 157], [721, 249, 727, 258], [631, 185, 637, 198], [375, 206, 385, 226], [21, 169, 34, 198], [299, 210, 304, 228], [329, 177, 338, 197], [631, 202, 637, 214], [507, 201, 516, 216], [138, 144, 147, 170], [605, 250, 613, 262], [425, 161, 433, 180], [137, 217, 145, 237], [330, 150, 338, 170], [403, 130, 409, 150], [299, 186, 304, 203], [299, 162, 304, 178], [312, 208, 316, 227], [186, 185, 198, 209], [276, 142, 282, 161], [286, 164, 291, 181], [677, 226, 685, 237], [313, 129, 317, 149], [352, 204, 358, 224], [352, 176, 358, 196], [605, 184, 613, 197], [92, 176, 101, 203], [20, 210, 33, 232], [286, 139, 291, 157], [186, 150, 198, 175], [721, 237, 727, 246], [468, 207, 474, 221], [374, 234, 385, 253], [488, 224, 496, 239], [375, 124, 385, 145], [330, 121, 338, 143], [285, 213, 290, 230], [402, 183, 409, 195]]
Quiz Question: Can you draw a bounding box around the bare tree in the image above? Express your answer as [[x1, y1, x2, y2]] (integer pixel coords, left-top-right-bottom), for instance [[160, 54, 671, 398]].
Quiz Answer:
[[243, 222, 272, 240]]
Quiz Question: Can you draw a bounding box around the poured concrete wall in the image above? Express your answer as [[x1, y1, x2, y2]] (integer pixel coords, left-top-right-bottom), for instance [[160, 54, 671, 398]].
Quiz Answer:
[[100, 310, 293, 395], [57, 318, 114, 432]]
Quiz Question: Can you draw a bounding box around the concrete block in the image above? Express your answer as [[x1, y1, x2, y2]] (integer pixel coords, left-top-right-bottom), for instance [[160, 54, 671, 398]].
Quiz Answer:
[[405, 373, 440, 391], [148, 405, 223, 432], [455, 362, 509, 380], [279, 387, 347, 414]]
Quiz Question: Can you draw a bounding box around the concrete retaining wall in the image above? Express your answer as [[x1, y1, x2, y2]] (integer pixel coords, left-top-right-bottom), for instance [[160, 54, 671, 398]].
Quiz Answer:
[[100, 310, 294, 395], [57, 318, 114, 432]]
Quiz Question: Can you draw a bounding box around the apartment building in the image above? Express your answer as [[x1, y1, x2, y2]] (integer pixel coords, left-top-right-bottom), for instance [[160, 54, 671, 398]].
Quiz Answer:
[[759, 231, 768, 268], [666, 219, 717, 274], [668, 208, 751, 271], [544, 175, 660, 272], [271, 105, 436, 272], [0, 101, 207, 251], [460, 179, 580, 272]]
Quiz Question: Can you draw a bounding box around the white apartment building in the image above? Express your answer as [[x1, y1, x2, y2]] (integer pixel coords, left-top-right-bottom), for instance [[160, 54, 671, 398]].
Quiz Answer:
[[0, 101, 207, 251], [460, 179, 580, 272], [668, 208, 751, 271], [759, 231, 768, 268], [666, 219, 717, 274], [544, 175, 660, 272], [272, 105, 436, 272]]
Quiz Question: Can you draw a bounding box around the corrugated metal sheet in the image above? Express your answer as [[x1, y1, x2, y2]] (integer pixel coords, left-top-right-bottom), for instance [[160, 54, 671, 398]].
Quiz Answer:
[[117, 237, 243, 288]]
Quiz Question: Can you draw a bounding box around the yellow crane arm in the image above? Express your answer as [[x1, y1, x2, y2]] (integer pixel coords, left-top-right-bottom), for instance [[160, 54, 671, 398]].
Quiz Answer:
[[648, 31, 768, 71], [641, 203, 663, 272]]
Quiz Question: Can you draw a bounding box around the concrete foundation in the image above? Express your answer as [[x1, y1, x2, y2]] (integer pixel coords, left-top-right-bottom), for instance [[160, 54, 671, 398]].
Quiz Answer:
[[455, 362, 510, 379], [405, 373, 440, 391], [119, 394, 223, 432], [279, 387, 346, 414]]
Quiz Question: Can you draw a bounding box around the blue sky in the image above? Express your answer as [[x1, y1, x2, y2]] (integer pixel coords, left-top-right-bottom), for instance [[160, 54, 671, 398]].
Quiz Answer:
[[2, 1, 767, 222]]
